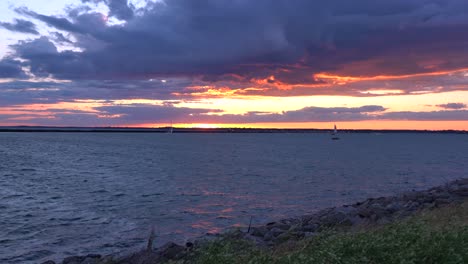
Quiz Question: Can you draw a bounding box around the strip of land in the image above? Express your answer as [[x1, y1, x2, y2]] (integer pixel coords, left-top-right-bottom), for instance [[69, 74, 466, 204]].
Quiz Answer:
[[1, 126, 466, 133]]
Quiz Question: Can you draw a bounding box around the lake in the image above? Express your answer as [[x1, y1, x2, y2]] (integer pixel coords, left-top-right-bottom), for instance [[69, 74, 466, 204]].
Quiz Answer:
[[1, 132, 467, 263]]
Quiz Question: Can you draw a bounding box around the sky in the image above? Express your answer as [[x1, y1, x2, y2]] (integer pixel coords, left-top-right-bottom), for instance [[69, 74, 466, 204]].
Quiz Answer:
[[0, 0, 467, 130]]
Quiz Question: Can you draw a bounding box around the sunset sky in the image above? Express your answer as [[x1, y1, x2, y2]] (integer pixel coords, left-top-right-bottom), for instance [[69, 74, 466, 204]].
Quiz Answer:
[[0, 0, 467, 130]]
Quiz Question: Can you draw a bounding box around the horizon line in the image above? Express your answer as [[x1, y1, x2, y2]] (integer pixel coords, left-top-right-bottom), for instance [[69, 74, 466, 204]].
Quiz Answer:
[[0, 125, 466, 133]]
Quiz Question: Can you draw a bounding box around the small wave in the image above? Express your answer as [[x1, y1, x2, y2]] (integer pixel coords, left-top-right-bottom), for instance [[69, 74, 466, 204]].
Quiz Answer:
[[20, 168, 36, 172], [90, 189, 108, 194], [141, 193, 163, 197], [58, 217, 82, 222]]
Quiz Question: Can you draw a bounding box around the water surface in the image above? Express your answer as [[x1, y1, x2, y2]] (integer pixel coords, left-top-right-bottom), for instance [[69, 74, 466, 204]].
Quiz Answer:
[[0, 132, 466, 263]]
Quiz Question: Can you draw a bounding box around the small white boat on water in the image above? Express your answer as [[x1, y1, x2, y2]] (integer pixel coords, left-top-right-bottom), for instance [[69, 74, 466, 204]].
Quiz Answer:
[[168, 121, 174, 133], [331, 124, 339, 140]]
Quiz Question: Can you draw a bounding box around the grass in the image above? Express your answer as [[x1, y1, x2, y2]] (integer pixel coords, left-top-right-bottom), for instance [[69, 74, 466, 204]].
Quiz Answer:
[[170, 201, 468, 264]]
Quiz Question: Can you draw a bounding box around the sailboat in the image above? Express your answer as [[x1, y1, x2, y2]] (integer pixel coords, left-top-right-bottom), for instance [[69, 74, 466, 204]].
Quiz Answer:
[[168, 121, 174, 134], [331, 124, 339, 140]]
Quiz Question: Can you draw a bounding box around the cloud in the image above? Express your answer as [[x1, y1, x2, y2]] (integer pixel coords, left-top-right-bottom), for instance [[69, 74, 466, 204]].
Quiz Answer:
[[381, 110, 468, 121], [436, 103, 467, 110], [105, 0, 134, 20], [81, 0, 134, 20], [196, 105, 386, 123], [51, 32, 73, 44], [0, 18, 39, 34], [0, 0, 466, 129], [1, 102, 467, 127], [0, 77, 196, 107], [15, 7, 84, 33], [6, 0, 468, 86], [0, 58, 27, 79]]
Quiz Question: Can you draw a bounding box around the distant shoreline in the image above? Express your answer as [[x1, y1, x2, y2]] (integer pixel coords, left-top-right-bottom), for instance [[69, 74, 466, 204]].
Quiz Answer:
[[0, 126, 466, 134]]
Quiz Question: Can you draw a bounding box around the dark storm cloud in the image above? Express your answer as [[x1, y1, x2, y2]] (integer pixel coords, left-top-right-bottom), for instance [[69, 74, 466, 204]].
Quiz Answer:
[[436, 103, 467, 110], [105, 0, 134, 20], [0, 77, 195, 107], [15, 7, 84, 34], [64, 104, 385, 124], [7, 0, 468, 84], [1, 101, 466, 126], [0, 18, 39, 34], [190, 106, 468, 123], [0, 104, 219, 127], [51, 32, 74, 44], [185, 105, 387, 123], [0, 58, 27, 79], [382, 110, 468, 121], [81, 0, 134, 20], [96, 104, 221, 124]]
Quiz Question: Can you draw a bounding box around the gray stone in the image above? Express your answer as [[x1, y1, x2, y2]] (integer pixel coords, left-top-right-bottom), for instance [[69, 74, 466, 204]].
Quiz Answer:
[[264, 228, 284, 241], [250, 226, 268, 237], [434, 198, 454, 206], [450, 186, 468, 196], [301, 223, 319, 232], [385, 202, 403, 213], [114, 250, 161, 264], [266, 223, 290, 231], [80, 257, 99, 264], [158, 242, 186, 260], [62, 256, 85, 264], [243, 234, 268, 247], [304, 232, 317, 238], [319, 211, 351, 227]]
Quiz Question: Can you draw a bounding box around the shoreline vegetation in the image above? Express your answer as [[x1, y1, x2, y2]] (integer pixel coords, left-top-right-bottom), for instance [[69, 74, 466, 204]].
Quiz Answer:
[[44, 178, 468, 264], [1, 126, 467, 134]]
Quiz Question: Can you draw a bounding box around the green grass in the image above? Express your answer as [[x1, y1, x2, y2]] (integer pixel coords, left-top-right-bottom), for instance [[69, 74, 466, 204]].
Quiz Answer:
[[172, 202, 468, 264]]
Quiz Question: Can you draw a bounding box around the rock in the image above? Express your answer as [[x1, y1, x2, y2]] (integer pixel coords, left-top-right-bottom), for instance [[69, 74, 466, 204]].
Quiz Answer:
[[301, 223, 319, 232], [185, 242, 194, 249], [304, 232, 317, 238], [86, 254, 101, 259], [434, 198, 454, 206], [80, 257, 99, 264], [250, 226, 268, 237], [264, 228, 284, 241], [454, 178, 468, 186], [362, 203, 390, 221], [357, 207, 374, 218], [266, 223, 290, 231], [62, 256, 85, 264], [385, 202, 403, 213], [158, 242, 186, 260], [224, 229, 244, 239], [114, 250, 161, 264], [449, 186, 468, 196], [279, 218, 300, 226], [243, 234, 268, 247], [41, 261, 56, 264], [404, 201, 420, 211], [274, 233, 293, 244], [273, 231, 305, 244], [300, 215, 317, 225], [319, 211, 349, 227]]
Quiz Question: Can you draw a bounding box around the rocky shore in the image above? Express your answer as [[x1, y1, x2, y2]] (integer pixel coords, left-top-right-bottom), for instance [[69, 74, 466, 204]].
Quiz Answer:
[[44, 178, 468, 264]]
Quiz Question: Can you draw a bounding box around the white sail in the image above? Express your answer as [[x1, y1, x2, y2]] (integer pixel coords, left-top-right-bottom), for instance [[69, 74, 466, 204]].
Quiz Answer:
[[331, 124, 339, 140]]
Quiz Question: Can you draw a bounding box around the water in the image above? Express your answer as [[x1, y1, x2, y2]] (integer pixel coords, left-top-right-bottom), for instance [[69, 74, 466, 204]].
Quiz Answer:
[[0, 132, 467, 263]]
